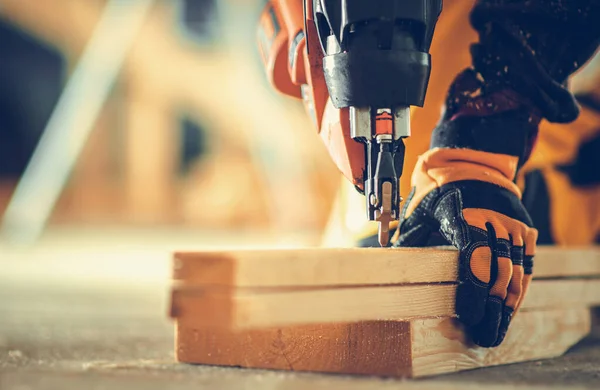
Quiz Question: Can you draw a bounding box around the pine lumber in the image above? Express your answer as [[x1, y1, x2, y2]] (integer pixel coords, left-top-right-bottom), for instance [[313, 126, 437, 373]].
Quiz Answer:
[[175, 308, 591, 378], [171, 278, 600, 328], [410, 307, 591, 377], [173, 246, 600, 287], [171, 246, 599, 377]]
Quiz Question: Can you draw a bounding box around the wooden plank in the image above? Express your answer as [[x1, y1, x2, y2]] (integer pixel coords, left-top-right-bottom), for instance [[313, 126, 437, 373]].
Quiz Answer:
[[171, 247, 598, 377], [171, 284, 457, 327], [173, 247, 458, 286], [174, 308, 591, 378], [173, 246, 600, 287], [410, 307, 591, 377], [171, 279, 600, 328]]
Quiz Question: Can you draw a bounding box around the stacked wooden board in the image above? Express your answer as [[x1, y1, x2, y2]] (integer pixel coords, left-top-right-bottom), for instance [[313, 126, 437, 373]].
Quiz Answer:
[[170, 246, 600, 377]]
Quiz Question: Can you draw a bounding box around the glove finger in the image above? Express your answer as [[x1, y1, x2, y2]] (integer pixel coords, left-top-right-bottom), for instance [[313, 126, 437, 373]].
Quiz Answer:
[[488, 253, 513, 305], [492, 306, 515, 347], [489, 238, 513, 301], [468, 224, 511, 347], [473, 256, 512, 347], [516, 256, 534, 312], [524, 228, 537, 277], [469, 296, 504, 348], [456, 243, 492, 326], [515, 230, 537, 313], [493, 242, 524, 346], [481, 223, 511, 300], [505, 245, 525, 311]]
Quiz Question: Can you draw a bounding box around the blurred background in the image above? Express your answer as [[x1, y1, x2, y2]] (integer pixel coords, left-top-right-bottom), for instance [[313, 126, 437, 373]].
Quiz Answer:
[[0, 3, 365, 376], [0, 0, 356, 248]]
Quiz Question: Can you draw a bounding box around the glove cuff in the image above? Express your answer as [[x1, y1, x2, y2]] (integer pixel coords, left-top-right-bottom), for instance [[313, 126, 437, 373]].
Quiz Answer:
[[431, 109, 539, 168], [405, 148, 522, 221]]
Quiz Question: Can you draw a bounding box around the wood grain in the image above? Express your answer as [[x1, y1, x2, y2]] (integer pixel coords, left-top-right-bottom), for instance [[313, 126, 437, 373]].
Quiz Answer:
[[410, 308, 591, 377], [173, 246, 600, 287], [171, 279, 600, 328], [173, 247, 458, 286], [171, 247, 598, 377], [174, 308, 591, 377], [171, 284, 456, 327], [176, 319, 413, 377]]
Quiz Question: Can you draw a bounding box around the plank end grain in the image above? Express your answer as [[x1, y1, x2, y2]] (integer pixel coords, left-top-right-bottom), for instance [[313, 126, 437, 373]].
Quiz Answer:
[[175, 319, 414, 377], [173, 252, 236, 285], [169, 288, 235, 326]]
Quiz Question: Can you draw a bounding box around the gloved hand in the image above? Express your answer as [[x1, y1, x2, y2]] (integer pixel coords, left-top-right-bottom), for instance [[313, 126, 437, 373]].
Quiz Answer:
[[393, 68, 541, 347], [394, 147, 538, 347]]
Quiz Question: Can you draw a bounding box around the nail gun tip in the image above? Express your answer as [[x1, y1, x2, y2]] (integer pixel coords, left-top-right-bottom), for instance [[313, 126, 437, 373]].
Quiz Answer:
[[378, 229, 389, 247]]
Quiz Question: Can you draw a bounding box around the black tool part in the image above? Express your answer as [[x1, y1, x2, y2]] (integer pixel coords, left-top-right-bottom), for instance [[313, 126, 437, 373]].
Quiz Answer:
[[374, 142, 398, 208], [313, 0, 442, 109], [323, 50, 430, 108], [364, 141, 378, 220], [393, 139, 406, 184], [364, 139, 404, 221]]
